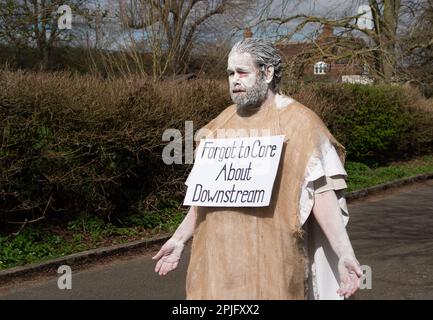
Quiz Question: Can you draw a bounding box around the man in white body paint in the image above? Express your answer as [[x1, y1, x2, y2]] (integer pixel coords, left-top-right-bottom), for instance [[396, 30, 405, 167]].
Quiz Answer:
[[153, 39, 362, 300]]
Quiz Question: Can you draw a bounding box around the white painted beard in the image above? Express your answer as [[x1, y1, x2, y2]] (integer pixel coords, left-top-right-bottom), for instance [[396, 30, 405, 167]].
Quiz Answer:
[[230, 77, 269, 109]]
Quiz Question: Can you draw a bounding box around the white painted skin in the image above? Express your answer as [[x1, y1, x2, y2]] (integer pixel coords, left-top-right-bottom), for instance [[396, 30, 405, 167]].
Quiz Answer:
[[152, 207, 195, 276], [152, 238, 185, 276], [227, 51, 258, 90], [275, 94, 294, 109], [227, 51, 272, 109], [313, 190, 362, 298]]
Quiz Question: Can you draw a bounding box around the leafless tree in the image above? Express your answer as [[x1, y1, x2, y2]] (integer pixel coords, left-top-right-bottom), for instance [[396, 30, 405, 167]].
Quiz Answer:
[[0, 0, 88, 70], [117, 0, 254, 79], [399, 0, 433, 94], [254, 0, 431, 83]]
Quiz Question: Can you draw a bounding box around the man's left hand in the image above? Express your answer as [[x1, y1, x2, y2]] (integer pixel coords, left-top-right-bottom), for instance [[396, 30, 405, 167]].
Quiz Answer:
[[337, 255, 362, 299]]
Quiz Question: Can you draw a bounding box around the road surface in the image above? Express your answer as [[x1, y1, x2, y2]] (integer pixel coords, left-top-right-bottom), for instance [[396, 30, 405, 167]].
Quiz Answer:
[[1, 180, 433, 299]]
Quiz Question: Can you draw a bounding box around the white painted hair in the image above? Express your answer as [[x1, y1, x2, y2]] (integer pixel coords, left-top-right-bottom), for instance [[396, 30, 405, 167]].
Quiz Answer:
[[230, 38, 283, 92]]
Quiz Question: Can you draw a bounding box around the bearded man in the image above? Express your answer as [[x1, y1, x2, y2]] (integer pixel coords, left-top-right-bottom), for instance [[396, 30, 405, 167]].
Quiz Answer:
[[153, 39, 362, 300]]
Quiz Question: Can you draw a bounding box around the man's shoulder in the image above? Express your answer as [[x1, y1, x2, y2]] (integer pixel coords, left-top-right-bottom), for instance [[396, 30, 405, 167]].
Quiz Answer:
[[202, 104, 236, 130], [277, 94, 346, 161], [195, 104, 236, 140], [276, 94, 327, 130], [220, 103, 237, 116]]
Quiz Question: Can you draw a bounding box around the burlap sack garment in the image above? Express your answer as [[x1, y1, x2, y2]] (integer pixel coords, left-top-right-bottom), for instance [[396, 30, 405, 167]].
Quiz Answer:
[[186, 96, 346, 299]]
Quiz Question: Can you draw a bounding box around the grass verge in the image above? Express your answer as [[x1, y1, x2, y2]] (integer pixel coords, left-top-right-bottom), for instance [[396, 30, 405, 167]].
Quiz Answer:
[[1, 155, 433, 270], [345, 155, 433, 192]]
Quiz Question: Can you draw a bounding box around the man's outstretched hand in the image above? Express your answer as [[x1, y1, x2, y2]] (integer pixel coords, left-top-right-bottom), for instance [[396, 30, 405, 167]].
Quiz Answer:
[[152, 239, 185, 276], [337, 255, 362, 299]]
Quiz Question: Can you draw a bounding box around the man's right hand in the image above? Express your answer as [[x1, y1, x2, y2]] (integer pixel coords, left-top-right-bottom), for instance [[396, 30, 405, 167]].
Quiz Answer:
[[152, 238, 185, 276]]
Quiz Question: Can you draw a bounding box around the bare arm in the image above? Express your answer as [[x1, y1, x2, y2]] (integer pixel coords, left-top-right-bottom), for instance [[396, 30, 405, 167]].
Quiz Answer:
[[171, 206, 197, 244], [152, 206, 197, 276], [312, 190, 362, 298]]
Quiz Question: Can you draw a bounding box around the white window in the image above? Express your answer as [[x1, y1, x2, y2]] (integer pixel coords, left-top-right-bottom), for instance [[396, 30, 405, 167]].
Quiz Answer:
[[314, 61, 328, 75]]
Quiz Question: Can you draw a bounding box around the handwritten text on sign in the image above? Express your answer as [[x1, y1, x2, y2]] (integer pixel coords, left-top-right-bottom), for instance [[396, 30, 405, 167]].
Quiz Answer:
[[183, 135, 284, 207]]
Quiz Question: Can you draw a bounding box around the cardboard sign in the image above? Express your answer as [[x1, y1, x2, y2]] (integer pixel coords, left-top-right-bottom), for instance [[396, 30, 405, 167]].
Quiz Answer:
[[183, 135, 284, 207]]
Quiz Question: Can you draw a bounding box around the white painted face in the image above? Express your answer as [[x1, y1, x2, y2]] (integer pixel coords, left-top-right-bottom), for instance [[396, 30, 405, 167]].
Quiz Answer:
[[228, 51, 258, 92], [227, 51, 268, 108]]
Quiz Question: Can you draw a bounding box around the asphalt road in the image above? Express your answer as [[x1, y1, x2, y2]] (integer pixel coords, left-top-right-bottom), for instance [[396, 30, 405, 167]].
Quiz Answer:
[[1, 180, 433, 300]]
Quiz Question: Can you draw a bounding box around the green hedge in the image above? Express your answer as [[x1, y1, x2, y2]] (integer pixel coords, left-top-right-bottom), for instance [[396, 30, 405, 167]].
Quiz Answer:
[[285, 82, 433, 166], [1, 70, 432, 226], [0, 70, 230, 226]]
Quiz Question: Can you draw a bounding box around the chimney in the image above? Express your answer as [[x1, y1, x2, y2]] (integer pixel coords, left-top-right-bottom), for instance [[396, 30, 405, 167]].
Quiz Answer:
[[243, 28, 253, 39], [320, 24, 334, 39]]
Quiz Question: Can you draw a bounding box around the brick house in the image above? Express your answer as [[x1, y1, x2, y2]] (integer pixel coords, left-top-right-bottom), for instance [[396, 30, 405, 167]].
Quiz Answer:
[[244, 26, 373, 83]]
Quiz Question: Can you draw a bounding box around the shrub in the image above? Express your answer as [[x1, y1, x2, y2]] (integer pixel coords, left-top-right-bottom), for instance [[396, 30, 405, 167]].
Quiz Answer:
[[283, 82, 433, 166], [0, 70, 230, 225]]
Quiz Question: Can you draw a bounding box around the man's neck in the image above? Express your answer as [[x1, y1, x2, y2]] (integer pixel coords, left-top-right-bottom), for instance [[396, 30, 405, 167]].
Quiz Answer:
[[262, 90, 276, 108]]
